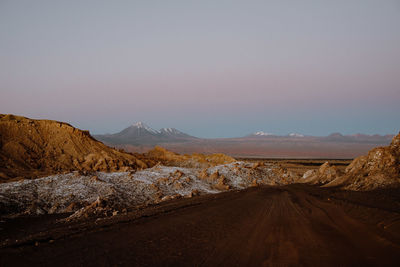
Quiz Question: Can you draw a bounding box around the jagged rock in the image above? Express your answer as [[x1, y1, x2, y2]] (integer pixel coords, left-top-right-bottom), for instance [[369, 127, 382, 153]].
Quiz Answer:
[[156, 177, 170, 185], [213, 174, 230, 191], [161, 194, 182, 202], [252, 162, 265, 169], [324, 133, 400, 190], [209, 171, 220, 181], [273, 167, 300, 184], [190, 189, 200, 197], [66, 197, 112, 221], [301, 162, 341, 185], [24, 202, 46, 215], [302, 170, 314, 180], [65, 202, 80, 213], [181, 177, 191, 183], [173, 181, 184, 190], [172, 170, 184, 179], [198, 168, 209, 179], [90, 175, 102, 182], [250, 179, 258, 187]]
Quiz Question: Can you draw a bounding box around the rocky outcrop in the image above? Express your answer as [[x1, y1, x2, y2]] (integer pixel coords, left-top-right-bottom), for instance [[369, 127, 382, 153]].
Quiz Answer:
[[300, 162, 342, 185], [0, 114, 147, 181], [324, 133, 400, 190]]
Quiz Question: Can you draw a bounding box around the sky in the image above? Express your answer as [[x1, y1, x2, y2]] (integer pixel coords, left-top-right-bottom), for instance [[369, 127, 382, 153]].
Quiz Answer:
[[0, 0, 399, 138]]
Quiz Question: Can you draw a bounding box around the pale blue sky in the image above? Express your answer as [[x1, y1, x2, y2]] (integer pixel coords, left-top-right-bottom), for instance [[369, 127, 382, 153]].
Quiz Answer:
[[0, 0, 399, 137]]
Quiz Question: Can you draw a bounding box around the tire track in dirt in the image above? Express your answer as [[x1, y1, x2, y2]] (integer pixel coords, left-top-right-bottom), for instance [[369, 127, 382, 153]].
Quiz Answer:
[[1, 185, 399, 266]]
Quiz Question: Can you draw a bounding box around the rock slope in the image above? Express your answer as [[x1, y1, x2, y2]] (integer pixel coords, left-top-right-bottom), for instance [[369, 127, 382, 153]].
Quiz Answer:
[[0, 114, 147, 182], [303, 133, 400, 190]]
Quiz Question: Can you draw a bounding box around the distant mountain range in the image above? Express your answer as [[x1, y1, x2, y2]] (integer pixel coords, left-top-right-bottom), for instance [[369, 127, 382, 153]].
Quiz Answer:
[[246, 131, 393, 142], [250, 131, 304, 137], [94, 122, 395, 158]]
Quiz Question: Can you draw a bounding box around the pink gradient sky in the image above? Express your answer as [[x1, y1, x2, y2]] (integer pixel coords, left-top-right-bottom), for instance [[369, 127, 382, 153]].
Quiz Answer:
[[1, 1, 399, 137]]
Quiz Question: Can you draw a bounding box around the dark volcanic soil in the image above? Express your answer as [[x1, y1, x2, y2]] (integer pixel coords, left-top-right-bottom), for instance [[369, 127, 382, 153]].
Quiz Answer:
[[1, 185, 400, 266]]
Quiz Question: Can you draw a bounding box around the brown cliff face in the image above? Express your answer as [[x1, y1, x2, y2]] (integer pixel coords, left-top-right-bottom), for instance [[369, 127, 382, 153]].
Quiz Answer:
[[0, 114, 147, 181], [325, 133, 400, 190]]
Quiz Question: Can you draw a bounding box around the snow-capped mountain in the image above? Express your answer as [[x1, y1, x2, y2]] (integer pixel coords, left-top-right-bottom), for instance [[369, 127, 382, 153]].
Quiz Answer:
[[288, 133, 305, 138], [132, 122, 160, 135], [94, 122, 197, 145], [249, 131, 305, 137], [159, 127, 193, 138], [253, 131, 274, 136]]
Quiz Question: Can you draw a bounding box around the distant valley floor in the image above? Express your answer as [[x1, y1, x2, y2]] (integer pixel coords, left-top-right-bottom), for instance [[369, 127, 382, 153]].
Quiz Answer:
[[115, 138, 390, 159]]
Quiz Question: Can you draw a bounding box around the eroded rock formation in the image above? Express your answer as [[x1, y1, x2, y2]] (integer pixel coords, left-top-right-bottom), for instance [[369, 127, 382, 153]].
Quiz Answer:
[[0, 114, 147, 181]]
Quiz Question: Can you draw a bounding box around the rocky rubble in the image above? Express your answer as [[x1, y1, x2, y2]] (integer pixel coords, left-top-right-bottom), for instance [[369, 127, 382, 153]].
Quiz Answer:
[[0, 161, 291, 220], [300, 162, 342, 185]]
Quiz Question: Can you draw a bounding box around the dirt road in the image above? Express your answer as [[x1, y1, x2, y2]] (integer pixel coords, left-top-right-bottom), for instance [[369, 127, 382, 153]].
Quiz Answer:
[[1, 185, 400, 266]]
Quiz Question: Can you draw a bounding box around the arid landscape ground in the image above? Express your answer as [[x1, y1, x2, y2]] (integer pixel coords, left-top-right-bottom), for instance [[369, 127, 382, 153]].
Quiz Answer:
[[1, 185, 400, 266], [0, 114, 399, 266], [1, 1, 399, 266]]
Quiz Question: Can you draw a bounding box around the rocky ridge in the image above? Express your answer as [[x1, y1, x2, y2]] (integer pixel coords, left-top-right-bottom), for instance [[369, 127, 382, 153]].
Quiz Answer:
[[302, 133, 400, 190], [0, 114, 147, 181]]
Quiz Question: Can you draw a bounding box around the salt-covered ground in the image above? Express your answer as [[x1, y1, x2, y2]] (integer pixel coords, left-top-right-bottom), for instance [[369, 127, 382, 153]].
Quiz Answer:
[[0, 161, 295, 219]]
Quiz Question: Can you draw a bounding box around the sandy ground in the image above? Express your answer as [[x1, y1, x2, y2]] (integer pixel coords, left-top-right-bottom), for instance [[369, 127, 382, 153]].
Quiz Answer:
[[1, 184, 399, 266]]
